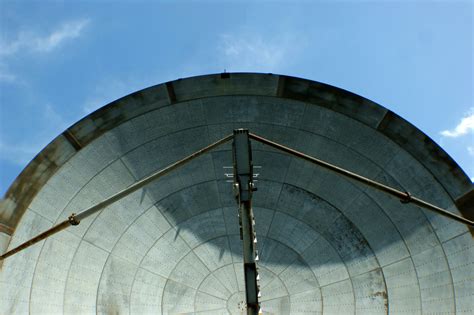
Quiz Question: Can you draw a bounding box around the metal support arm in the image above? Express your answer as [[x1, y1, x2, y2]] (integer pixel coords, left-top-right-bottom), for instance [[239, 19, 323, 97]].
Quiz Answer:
[[0, 134, 233, 261], [248, 133, 474, 228]]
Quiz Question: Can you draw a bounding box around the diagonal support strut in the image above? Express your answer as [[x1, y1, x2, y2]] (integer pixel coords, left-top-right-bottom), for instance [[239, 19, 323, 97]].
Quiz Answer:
[[0, 134, 234, 261], [248, 132, 474, 228]]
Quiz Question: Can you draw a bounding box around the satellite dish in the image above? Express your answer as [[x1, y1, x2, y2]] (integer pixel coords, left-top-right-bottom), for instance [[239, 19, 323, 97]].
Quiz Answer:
[[1, 73, 472, 314]]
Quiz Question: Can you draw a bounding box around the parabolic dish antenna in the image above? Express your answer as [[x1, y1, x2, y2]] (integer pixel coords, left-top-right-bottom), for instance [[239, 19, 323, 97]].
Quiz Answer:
[[0, 73, 473, 314]]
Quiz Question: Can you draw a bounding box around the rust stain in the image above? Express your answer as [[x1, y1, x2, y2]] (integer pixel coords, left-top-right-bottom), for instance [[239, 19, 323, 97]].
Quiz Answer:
[[373, 291, 388, 298], [372, 291, 389, 313]]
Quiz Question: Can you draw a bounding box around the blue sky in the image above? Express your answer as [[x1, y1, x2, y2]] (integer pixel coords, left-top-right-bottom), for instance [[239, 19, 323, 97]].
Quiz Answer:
[[0, 1, 472, 196]]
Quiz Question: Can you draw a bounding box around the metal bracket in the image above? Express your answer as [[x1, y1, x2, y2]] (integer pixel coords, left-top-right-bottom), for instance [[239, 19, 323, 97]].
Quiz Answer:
[[68, 213, 80, 226], [400, 191, 412, 204]]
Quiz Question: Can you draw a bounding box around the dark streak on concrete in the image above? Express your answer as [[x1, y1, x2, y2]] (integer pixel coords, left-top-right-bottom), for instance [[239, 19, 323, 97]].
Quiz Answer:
[[166, 82, 177, 104], [63, 129, 82, 151], [276, 75, 286, 97]]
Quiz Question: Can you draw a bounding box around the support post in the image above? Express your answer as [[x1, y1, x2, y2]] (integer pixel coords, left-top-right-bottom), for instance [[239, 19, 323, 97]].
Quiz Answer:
[[232, 129, 260, 314]]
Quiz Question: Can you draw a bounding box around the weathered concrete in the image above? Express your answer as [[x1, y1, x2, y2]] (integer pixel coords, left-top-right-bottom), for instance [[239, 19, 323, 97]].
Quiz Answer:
[[0, 73, 472, 314]]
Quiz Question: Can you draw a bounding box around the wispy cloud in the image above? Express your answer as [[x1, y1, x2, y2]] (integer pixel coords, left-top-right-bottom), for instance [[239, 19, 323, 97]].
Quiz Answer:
[[217, 31, 304, 72], [440, 108, 474, 138], [0, 19, 90, 83], [0, 19, 90, 57], [34, 19, 90, 52]]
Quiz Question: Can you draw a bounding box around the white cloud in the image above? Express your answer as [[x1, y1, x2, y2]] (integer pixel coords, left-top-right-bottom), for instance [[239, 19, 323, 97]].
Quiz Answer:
[[0, 19, 90, 56], [217, 31, 304, 72], [440, 108, 474, 138], [34, 19, 89, 52]]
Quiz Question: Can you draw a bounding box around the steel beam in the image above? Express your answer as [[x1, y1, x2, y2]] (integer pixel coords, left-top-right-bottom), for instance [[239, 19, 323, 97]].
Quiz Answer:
[[232, 129, 260, 314]]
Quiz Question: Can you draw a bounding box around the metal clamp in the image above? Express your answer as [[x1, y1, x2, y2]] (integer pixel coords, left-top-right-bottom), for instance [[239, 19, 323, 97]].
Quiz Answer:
[[400, 191, 412, 204], [68, 213, 80, 226]]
